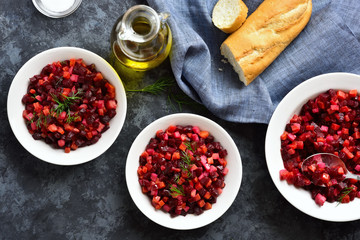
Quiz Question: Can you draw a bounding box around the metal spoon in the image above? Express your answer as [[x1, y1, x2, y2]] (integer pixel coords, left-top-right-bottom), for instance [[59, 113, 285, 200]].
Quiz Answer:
[[301, 153, 359, 186]]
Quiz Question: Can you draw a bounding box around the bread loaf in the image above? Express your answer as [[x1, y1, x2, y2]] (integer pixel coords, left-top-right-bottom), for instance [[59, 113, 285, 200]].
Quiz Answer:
[[220, 0, 312, 86], [212, 0, 248, 33]]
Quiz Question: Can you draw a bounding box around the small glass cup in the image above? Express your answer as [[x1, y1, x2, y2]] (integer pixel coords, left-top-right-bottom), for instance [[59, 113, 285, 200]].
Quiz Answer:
[[32, 0, 82, 18]]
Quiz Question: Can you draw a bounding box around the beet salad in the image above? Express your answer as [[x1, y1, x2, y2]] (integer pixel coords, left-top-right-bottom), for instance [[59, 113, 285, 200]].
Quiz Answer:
[[22, 58, 117, 153], [137, 125, 229, 217], [280, 89, 360, 206]]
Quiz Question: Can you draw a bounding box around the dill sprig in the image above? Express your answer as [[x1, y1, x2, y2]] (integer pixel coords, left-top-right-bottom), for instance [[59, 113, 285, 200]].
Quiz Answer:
[[179, 151, 193, 178], [170, 184, 185, 198], [183, 141, 197, 153], [174, 174, 180, 184], [55, 77, 64, 88], [126, 77, 174, 95], [126, 76, 204, 111], [35, 113, 49, 128], [336, 186, 354, 206], [51, 91, 82, 117], [180, 151, 192, 166], [65, 113, 80, 123]]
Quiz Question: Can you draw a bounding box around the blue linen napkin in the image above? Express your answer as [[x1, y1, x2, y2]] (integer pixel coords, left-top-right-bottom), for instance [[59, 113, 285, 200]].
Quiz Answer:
[[147, 0, 360, 124]]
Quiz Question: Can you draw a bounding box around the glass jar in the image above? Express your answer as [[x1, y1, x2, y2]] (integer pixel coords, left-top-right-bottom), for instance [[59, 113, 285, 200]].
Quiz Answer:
[[110, 5, 172, 73]]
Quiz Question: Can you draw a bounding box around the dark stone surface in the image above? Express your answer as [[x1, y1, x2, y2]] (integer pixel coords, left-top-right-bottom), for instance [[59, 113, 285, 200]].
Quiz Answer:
[[0, 0, 359, 239]]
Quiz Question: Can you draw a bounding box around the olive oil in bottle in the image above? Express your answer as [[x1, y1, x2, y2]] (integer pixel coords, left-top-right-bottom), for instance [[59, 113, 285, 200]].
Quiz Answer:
[[110, 5, 172, 73]]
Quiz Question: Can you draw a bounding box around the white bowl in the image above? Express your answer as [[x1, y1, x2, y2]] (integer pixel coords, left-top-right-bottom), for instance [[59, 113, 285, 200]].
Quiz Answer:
[[7, 47, 127, 166], [265, 72, 360, 222], [125, 113, 242, 230]]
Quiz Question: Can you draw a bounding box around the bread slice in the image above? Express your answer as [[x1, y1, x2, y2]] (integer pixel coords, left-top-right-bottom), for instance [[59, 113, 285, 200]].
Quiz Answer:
[[212, 0, 248, 33], [220, 0, 312, 86]]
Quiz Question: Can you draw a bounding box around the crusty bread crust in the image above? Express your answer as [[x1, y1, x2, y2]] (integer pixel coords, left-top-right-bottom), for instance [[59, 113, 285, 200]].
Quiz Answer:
[[212, 0, 248, 33], [220, 0, 312, 85]]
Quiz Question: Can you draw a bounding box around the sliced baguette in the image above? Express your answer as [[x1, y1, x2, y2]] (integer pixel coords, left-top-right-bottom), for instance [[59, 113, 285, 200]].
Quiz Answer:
[[220, 0, 312, 86], [212, 0, 248, 33]]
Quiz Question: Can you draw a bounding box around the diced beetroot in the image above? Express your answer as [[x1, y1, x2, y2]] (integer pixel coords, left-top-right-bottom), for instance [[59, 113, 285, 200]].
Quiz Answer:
[[330, 105, 339, 111], [279, 169, 290, 181], [163, 133, 168, 141], [192, 126, 200, 134], [199, 131, 209, 139], [146, 148, 155, 156], [190, 189, 197, 198], [291, 123, 301, 133], [315, 193, 326, 206], [173, 131, 181, 139], [349, 89, 357, 98], [35, 95, 43, 102], [70, 74, 79, 82], [200, 155, 210, 171], [97, 122, 105, 132], [58, 111, 66, 120], [150, 173, 157, 182], [79, 104, 88, 109], [317, 162, 326, 169], [30, 122, 37, 131], [320, 125, 328, 133], [321, 173, 330, 183], [94, 72, 103, 81], [191, 134, 199, 142], [48, 124, 58, 132], [342, 147, 354, 159], [162, 204, 171, 212], [33, 102, 43, 113], [106, 100, 117, 109], [312, 108, 319, 113], [58, 139, 65, 147], [167, 125, 176, 133], [97, 100, 105, 109], [287, 133, 296, 141], [22, 110, 34, 121], [222, 167, 229, 175]]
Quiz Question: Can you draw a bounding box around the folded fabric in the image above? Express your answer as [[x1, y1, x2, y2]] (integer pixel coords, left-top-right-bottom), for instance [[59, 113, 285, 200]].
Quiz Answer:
[[147, 0, 360, 124]]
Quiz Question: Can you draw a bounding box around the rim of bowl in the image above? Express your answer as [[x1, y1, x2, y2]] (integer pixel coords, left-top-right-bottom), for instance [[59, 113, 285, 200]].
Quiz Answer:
[[125, 113, 242, 230], [265, 72, 360, 222], [7, 46, 127, 166]]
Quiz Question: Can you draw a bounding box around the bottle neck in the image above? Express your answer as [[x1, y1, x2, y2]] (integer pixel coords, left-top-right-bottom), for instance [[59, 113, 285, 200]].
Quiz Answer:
[[117, 5, 160, 44], [116, 5, 166, 61]]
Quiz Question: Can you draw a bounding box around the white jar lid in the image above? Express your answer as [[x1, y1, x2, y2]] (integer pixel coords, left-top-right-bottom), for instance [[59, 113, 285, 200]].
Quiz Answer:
[[32, 0, 82, 18]]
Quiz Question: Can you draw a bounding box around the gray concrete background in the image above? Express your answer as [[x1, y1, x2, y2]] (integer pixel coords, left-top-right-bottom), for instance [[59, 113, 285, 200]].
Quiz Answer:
[[0, 0, 358, 239]]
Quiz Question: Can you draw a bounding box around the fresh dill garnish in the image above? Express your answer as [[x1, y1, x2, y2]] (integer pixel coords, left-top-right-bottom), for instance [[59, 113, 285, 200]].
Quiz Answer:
[[55, 77, 64, 88], [65, 111, 80, 123], [31, 93, 38, 99], [36, 115, 43, 128], [336, 186, 354, 206], [183, 141, 197, 153], [29, 111, 36, 123], [179, 151, 193, 178], [180, 151, 192, 166], [51, 91, 82, 117], [126, 76, 204, 111], [126, 77, 174, 95], [174, 174, 180, 184], [170, 184, 185, 198]]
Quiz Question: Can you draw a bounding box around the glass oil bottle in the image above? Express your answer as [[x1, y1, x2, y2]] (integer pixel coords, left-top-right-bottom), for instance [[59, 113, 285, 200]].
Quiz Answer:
[[110, 5, 172, 75]]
